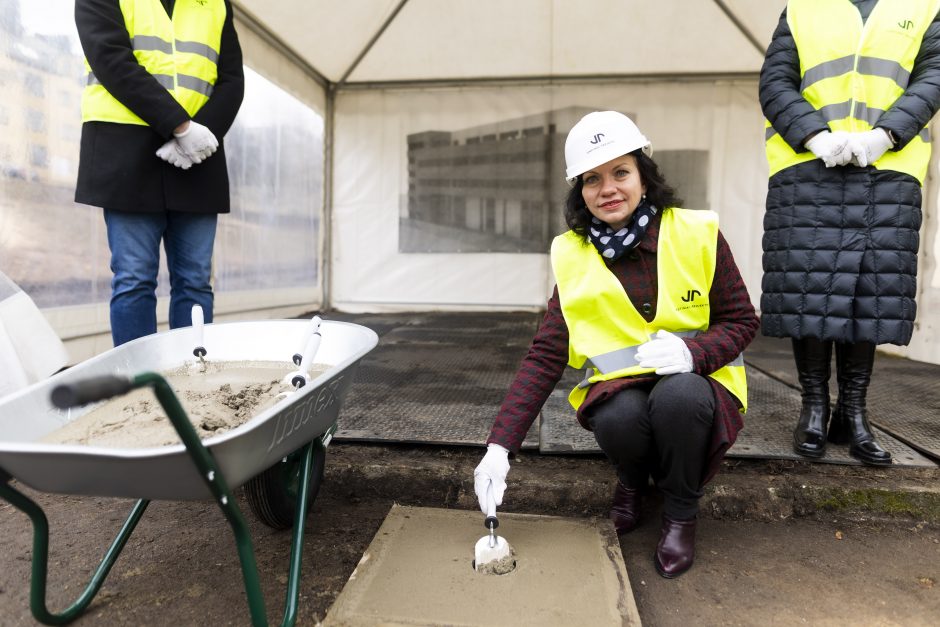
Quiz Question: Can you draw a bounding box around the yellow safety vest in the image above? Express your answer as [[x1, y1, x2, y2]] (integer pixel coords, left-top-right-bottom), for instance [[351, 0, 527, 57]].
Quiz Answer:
[[765, 0, 940, 183], [550, 208, 748, 411], [81, 0, 226, 125]]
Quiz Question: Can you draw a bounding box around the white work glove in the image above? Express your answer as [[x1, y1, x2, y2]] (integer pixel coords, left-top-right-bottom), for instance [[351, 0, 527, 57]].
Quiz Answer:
[[155, 139, 193, 170], [635, 329, 694, 375], [473, 443, 510, 514], [804, 130, 853, 168], [173, 121, 219, 164], [849, 128, 893, 167]]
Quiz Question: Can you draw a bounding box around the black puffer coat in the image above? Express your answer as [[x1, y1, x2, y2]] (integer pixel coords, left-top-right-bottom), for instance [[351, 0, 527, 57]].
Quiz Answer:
[[759, 2, 940, 346]]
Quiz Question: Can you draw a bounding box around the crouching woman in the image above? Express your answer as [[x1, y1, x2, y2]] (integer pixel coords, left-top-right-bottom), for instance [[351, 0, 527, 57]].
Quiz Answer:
[[473, 111, 759, 578]]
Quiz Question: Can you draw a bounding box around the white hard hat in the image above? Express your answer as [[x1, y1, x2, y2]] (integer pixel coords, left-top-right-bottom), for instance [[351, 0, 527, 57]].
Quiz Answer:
[[564, 111, 652, 183]]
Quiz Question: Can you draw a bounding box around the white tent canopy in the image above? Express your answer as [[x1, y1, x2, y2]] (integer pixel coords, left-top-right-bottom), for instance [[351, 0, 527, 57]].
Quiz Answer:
[[235, 0, 781, 84]]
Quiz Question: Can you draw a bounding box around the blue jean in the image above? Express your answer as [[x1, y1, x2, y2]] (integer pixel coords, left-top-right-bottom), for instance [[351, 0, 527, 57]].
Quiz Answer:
[[104, 209, 218, 346]]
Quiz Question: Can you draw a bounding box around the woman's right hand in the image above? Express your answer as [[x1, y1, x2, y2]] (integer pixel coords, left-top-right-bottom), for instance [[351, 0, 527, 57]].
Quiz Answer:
[[473, 443, 510, 514]]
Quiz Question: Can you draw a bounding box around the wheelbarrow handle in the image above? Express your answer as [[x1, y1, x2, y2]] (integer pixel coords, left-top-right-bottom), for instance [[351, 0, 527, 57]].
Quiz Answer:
[[51, 375, 134, 409]]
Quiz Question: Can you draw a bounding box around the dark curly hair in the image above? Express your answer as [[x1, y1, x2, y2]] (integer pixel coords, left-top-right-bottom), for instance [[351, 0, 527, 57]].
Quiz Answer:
[[563, 150, 682, 238]]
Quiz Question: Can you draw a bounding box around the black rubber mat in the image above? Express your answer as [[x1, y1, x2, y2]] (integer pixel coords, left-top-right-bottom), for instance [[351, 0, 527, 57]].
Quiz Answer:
[[326, 311, 539, 346], [538, 366, 935, 468], [732, 369, 933, 466], [538, 368, 600, 454], [745, 335, 940, 462], [334, 313, 541, 449], [319, 311, 938, 466]]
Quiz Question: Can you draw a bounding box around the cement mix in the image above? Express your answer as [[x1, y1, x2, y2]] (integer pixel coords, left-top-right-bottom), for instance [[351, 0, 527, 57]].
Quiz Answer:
[[42, 360, 327, 448], [325, 505, 641, 626]]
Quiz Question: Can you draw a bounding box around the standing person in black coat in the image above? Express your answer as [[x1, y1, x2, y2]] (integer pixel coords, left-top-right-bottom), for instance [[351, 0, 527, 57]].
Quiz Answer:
[[74, 0, 244, 346], [760, 0, 940, 465]]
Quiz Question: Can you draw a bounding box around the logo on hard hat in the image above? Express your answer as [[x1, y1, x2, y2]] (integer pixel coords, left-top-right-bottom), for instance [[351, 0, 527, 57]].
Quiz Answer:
[[590, 133, 605, 145]]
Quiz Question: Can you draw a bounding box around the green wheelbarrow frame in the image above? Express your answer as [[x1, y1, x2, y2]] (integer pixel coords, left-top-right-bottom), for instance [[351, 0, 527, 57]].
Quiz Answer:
[[0, 371, 334, 627]]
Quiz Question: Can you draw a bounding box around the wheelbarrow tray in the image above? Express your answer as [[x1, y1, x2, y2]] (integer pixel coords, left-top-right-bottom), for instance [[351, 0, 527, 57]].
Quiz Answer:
[[0, 319, 378, 501]]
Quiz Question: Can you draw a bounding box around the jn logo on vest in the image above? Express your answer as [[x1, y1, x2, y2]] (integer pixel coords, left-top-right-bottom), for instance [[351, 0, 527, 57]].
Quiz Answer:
[[898, 19, 914, 30], [680, 289, 701, 303]]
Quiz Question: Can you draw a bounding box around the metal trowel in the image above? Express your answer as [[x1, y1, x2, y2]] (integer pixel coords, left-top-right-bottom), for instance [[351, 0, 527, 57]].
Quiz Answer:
[[474, 485, 514, 574]]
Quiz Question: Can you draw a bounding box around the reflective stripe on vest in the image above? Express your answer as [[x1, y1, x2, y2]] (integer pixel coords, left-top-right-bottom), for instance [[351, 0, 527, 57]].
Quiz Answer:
[[765, 0, 940, 183], [550, 207, 748, 412], [81, 0, 226, 126]]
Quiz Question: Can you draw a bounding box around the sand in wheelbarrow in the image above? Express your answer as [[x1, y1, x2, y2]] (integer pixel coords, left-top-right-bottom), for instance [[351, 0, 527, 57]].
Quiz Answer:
[[42, 360, 328, 448]]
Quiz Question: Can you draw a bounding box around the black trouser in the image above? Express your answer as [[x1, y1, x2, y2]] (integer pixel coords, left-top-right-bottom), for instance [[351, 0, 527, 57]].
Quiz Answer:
[[587, 373, 715, 520]]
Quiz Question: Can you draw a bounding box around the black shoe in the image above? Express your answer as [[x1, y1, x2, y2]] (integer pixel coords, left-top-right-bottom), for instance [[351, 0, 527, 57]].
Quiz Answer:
[[610, 481, 641, 534], [654, 515, 696, 578], [828, 342, 892, 467], [791, 338, 833, 459], [793, 405, 829, 458]]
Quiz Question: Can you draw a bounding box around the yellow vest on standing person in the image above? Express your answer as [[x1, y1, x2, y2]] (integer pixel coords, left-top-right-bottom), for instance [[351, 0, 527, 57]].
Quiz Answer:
[[764, 0, 940, 183], [550, 208, 747, 412], [81, 0, 227, 125]]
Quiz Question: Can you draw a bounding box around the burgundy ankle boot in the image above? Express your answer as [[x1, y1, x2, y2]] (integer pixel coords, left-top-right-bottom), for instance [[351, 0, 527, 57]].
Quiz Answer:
[[654, 515, 697, 578], [610, 481, 641, 534]]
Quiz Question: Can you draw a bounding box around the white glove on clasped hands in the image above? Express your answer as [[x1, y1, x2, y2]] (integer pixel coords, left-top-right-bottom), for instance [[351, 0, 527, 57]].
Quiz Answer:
[[849, 128, 893, 167], [635, 329, 694, 375], [156, 139, 193, 170], [173, 121, 219, 164], [804, 130, 853, 168], [473, 443, 510, 514]]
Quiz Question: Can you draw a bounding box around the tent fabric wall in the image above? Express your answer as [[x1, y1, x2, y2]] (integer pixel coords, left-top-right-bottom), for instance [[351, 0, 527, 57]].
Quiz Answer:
[[330, 80, 768, 311]]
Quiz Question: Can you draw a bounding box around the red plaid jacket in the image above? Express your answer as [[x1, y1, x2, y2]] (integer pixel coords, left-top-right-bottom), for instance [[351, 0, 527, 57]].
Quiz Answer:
[[486, 210, 759, 484]]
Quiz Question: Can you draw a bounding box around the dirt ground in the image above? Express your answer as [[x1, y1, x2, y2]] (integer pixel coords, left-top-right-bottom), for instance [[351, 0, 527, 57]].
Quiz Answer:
[[1, 444, 937, 626]]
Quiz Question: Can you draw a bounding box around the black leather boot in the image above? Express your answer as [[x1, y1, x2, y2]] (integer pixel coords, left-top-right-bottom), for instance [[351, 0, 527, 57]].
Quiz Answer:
[[610, 481, 641, 534], [654, 515, 697, 578], [791, 337, 833, 458], [828, 342, 892, 466]]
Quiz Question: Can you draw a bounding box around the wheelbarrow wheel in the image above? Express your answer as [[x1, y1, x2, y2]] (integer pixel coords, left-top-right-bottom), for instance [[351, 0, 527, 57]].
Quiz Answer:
[[244, 440, 326, 530]]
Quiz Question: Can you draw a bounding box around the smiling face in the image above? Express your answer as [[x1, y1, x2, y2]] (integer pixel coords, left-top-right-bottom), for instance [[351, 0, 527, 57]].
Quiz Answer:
[[580, 154, 647, 231]]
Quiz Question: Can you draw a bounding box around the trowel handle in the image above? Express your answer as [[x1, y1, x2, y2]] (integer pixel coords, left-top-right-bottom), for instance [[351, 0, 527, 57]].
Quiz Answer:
[[297, 332, 321, 375], [192, 305, 206, 358], [290, 332, 322, 388], [484, 484, 499, 530], [293, 315, 322, 365]]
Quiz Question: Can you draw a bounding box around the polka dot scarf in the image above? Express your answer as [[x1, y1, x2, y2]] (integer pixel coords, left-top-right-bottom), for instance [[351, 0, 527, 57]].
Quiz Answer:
[[587, 198, 658, 261]]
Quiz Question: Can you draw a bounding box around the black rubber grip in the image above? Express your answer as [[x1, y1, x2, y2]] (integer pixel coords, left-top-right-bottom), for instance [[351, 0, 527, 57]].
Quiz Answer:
[[51, 376, 134, 409], [193, 346, 207, 358], [292, 353, 303, 366], [484, 515, 499, 530]]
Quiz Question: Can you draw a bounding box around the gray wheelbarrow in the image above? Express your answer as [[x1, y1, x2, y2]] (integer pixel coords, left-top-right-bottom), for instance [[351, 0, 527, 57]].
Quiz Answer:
[[0, 318, 377, 626]]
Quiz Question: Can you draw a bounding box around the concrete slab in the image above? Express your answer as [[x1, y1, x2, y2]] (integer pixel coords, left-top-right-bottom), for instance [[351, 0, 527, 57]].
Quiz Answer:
[[324, 505, 641, 627]]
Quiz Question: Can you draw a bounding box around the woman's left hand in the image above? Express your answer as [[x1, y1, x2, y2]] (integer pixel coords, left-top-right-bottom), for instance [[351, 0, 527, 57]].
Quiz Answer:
[[635, 330, 694, 375]]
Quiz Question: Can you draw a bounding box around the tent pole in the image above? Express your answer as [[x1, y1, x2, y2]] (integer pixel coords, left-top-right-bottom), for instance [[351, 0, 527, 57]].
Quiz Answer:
[[336, 0, 410, 87], [323, 85, 336, 310], [336, 72, 760, 92], [230, 1, 330, 88], [712, 0, 766, 57]]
